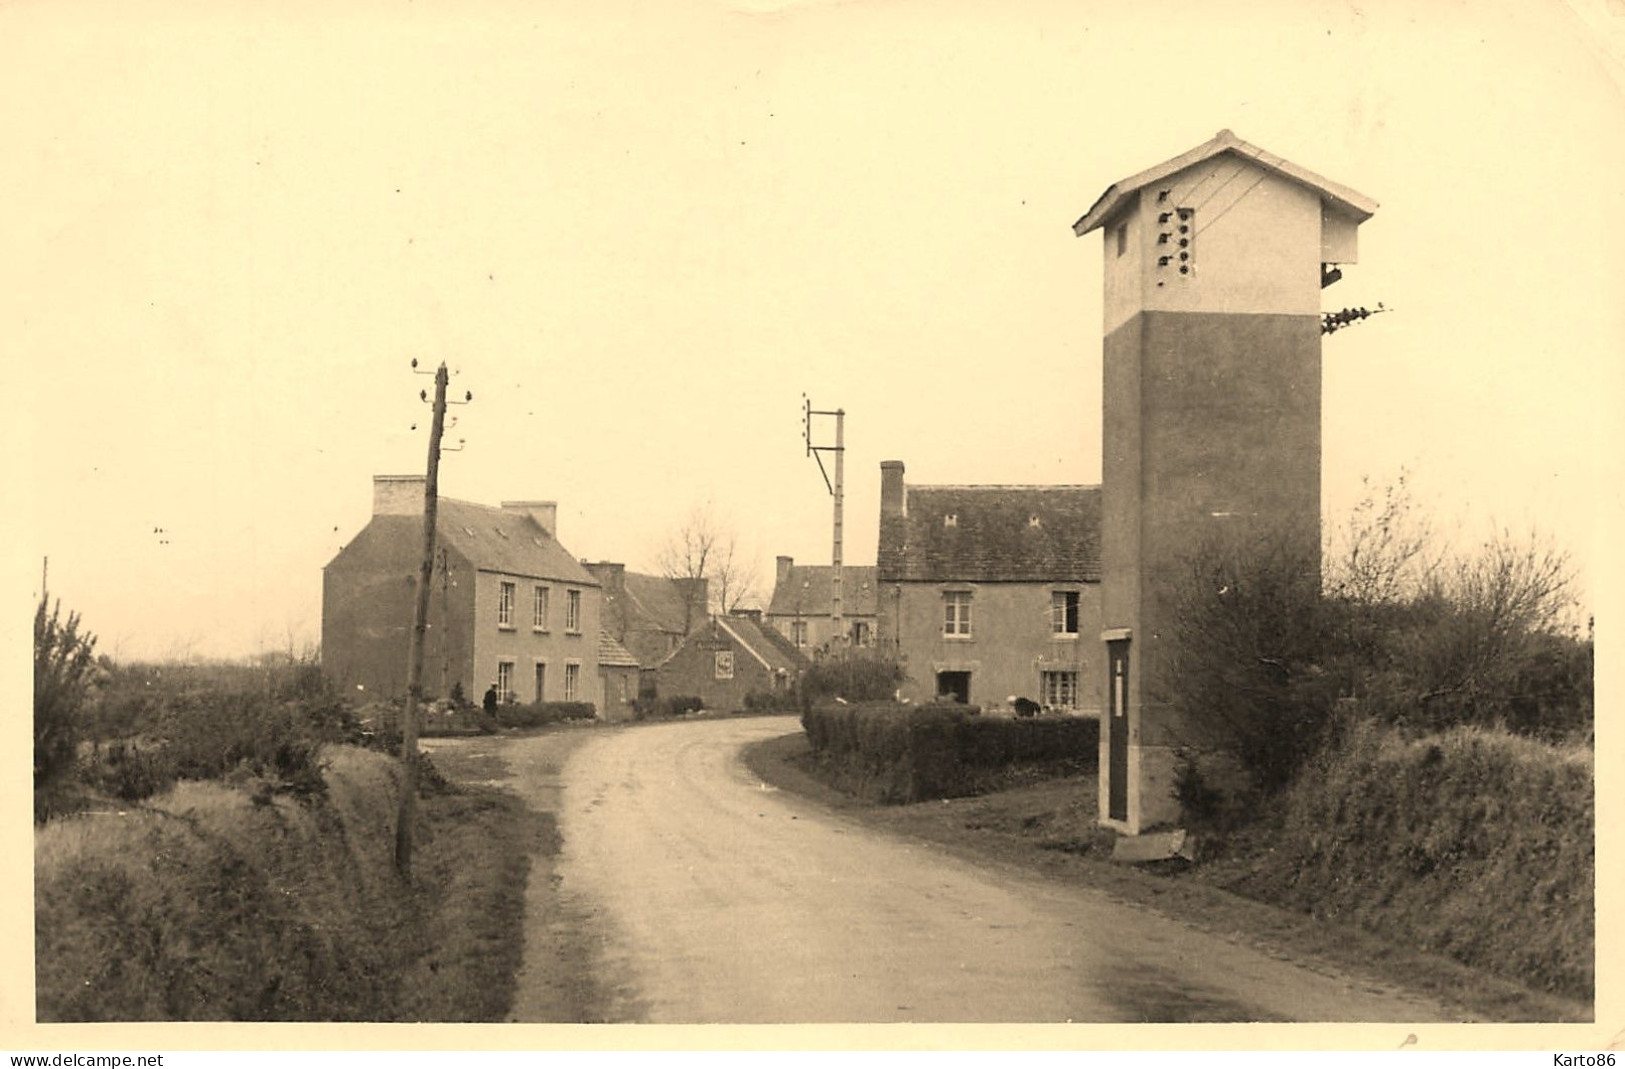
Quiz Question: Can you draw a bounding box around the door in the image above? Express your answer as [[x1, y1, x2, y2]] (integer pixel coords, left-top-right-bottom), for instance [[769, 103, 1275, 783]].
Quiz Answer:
[[935, 671, 971, 704], [534, 663, 546, 703], [1107, 639, 1130, 822]]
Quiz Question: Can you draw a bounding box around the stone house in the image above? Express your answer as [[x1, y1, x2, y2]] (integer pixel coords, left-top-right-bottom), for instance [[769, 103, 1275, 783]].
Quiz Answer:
[[597, 631, 642, 722], [323, 475, 605, 710], [876, 460, 1103, 715], [764, 557, 879, 653], [582, 561, 708, 674], [655, 609, 808, 712]]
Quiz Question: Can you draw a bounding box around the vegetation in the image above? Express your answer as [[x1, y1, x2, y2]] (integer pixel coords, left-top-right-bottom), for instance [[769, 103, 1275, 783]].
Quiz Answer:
[[1162, 477, 1589, 812], [801, 701, 1097, 803], [34, 598, 530, 1021], [34, 597, 100, 822], [1215, 720, 1593, 1002], [492, 700, 596, 729]]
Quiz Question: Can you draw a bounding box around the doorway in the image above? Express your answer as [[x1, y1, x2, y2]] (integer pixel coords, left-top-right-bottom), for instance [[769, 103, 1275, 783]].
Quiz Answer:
[[935, 671, 971, 704], [1107, 639, 1130, 822]]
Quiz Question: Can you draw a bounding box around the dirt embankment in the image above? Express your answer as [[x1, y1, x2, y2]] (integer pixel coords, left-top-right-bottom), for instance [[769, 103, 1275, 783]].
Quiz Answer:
[[35, 744, 530, 1022]]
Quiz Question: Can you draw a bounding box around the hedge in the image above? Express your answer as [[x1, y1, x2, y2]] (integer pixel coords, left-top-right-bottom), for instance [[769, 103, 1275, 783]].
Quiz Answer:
[[492, 701, 596, 729], [801, 702, 1098, 803]]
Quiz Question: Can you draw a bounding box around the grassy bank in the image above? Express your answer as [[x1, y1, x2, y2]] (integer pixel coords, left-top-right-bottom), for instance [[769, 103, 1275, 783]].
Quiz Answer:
[[35, 745, 531, 1021], [1199, 720, 1593, 1004]]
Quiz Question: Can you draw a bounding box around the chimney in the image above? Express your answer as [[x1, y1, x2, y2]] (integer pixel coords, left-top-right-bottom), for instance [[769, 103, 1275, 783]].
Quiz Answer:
[[373, 475, 425, 516], [502, 500, 558, 538], [583, 561, 626, 597], [880, 460, 906, 518], [776, 555, 794, 591]]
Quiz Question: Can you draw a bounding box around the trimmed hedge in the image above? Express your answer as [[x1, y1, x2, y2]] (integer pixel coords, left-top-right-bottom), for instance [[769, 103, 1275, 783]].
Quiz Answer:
[[492, 701, 595, 729], [801, 702, 1098, 803]]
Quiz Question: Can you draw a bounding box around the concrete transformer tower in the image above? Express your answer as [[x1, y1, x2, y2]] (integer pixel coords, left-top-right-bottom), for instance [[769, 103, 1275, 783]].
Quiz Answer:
[[1074, 131, 1377, 833]]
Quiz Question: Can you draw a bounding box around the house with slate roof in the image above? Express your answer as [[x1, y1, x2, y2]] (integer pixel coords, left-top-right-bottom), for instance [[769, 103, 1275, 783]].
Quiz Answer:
[[582, 561, 707, 672], [323, 475, 604, 710], [876, 460, 1103, 715], [655, 609, 809, 713], [764, 558, 879, 653]]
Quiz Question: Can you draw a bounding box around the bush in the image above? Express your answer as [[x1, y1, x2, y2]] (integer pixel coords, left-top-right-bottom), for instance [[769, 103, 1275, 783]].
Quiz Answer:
[[800, 702, 1096, 803], [743, 689, 798, 713], [633, 695, 704, 720], [35, 597, 98, 820], [1161, 528, 1337, 799], [492, 701, 596, 729], [797, 655, 906, 709]]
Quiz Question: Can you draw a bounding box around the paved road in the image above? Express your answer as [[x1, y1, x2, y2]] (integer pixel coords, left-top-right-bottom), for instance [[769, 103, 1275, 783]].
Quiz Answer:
[[497, 716, 1453, 1024]]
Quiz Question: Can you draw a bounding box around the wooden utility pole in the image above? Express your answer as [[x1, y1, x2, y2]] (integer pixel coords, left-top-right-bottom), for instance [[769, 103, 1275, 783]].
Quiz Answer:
[[396, 361, 449, 877]]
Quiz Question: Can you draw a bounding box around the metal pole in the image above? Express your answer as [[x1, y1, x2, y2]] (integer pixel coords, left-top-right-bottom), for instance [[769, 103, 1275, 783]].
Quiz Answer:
[[396, 362, 448, 878]]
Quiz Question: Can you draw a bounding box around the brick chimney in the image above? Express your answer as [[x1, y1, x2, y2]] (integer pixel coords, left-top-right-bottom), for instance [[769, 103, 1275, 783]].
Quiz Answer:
[[373, 475, 425, 516], [501, 500, 558, 538], [880, 460, 906, 518], [776, 555, 794, 591]]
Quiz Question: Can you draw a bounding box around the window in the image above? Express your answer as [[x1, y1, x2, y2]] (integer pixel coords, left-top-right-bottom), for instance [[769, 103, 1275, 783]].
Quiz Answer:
[[566, 589, 581, 633], [791, 620, 808, 647], [498, 581, 515, 628], [1051, 591, 1080, 635], [1041, 670, 1079, 710], [1115, 222, 1128, 257], [564, 662, 580, 701], [533, 585, 549, 630], [852, 620, 871, 647], [533, 662, 546, 702], [497, 661, 515, 704], [943, 591, 972, 637]]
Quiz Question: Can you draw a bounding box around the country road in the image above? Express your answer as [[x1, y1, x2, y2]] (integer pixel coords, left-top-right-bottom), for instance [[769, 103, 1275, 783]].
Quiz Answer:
[[435, 716, 1457, 1024]]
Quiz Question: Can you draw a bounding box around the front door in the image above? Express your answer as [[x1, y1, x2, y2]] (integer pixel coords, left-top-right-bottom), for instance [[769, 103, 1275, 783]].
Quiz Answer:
[[936, 671, 971, 704], [1107, 639, 1130, 822]]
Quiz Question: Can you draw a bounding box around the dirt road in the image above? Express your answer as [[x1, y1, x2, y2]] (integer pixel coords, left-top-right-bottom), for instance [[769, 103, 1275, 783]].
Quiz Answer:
[[488, 716, 1456, 1024]]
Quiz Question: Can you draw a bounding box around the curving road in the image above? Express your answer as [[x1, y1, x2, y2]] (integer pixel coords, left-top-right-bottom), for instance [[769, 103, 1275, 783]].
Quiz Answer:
[[497, 716, 1453, 1024]]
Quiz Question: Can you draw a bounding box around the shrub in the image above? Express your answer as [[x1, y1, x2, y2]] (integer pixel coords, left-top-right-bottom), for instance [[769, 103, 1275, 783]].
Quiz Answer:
[[1161, 527, 1337, 799], [797, 655, 906, 709], [801, 702, 1096, 803], [492, 701, 596, 729], [743, 689, 798, 713], [35, 597, 99, 821]]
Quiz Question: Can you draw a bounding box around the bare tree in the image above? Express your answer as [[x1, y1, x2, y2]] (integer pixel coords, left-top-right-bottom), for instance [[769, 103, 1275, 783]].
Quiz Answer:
[[710, 536, 761, 615], [657, 504, 760, 630]]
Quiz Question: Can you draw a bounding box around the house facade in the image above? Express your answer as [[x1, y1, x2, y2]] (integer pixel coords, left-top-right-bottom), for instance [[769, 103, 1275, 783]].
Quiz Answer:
[[323, 475, 605, 709], [655, 609, 808, 712], [876, 461, 1103, 716], [764, 557, 879, 653]]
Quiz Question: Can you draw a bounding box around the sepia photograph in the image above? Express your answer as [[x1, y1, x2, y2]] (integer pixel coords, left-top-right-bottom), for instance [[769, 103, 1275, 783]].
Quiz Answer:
[[7, 0, 1621, 1053]]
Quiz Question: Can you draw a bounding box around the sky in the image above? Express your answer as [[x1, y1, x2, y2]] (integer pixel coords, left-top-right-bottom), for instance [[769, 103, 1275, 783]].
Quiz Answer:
[[6, 0, 1623, 662]]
